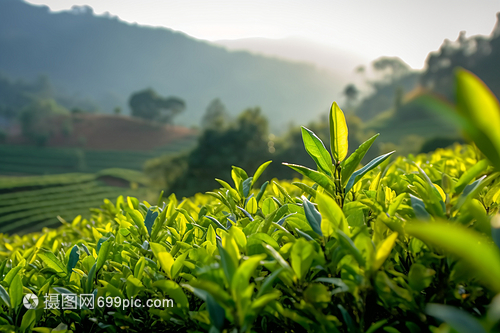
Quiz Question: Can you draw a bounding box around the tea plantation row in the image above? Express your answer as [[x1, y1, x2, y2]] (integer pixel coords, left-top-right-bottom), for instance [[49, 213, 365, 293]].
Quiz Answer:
[[0, 169, 149, 234], [0, 135, 196, 175]]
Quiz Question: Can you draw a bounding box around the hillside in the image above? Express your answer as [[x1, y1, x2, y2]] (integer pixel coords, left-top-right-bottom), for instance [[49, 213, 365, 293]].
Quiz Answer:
[[0, 113, 198, 175], [0, 0, 348, 130], [5, 113, 196, 150]]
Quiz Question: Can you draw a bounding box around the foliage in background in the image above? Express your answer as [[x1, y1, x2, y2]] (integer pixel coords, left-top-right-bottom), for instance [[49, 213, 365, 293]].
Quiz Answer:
[[19, 99, 71, 147], [145, 105, 369, 198], [0, 74, 98, 121], [128, 89, 185, 124]]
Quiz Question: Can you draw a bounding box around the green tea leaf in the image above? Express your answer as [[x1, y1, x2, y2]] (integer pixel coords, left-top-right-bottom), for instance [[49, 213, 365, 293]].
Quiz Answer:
[[295, 228, 315, 241], [338, 304, 359, 333], [454, 175, 488, 212], [218, 243, 237, 287], [96, 237, 112, 272], [134, 257, 146, 279], [185, 280, 233, 307], [205, 215, 227, 231], [256, 181, 269, 203], [242, 177, 253, 197], [9, 274, 22, 308], [3, 259, 25, 285], [263, 244, 295, 277], [86, 263, 96, 294], [329, 102, 349, 163], [153, 280, 189, 309], [261, 198, 278, 216], [247, 233, 279, 256], [290, 239, 315, 280], [20, 309, 37, 333], [0, 284, 10, 307], [316, 192, 347, 237], [207, 294, 225, 331], [409, 194, 430, 220], [345, 151, 395, 194], [302, 197, 322, 236], [126, 275, 144, 298], [425, 303, 487, 333], [456, 69, 500, 170], [171, 250, 190, 279], [303, 283, 330, 303], [336, 229, 365, 267], [150, 242, 174, 279], [251, 290, 281, 311], [408, 263, 435, 292], [372, 232, 398, 271], [66, 245, 79, 277], [256, 267, 284, 298], [144, 208, 159, 236], [454, 159, 489, 194], [406, 221, 500, 293], [252, 160, 272, 187], [301, 126, 333, 176], [38, 250, 66, 276], [245, 196, 258, 215], [231, 254, 266, 295], [341, 133, 379, 186], [292, 182, 317, 198], [283, 163, 335, 194]]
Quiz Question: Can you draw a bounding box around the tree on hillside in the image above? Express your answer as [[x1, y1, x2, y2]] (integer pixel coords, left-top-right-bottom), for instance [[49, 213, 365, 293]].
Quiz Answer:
[[421, 17, 500, 100], [129, 88, 185, 124], [372, 56, 411, 84], [0, 75, 53, 119], [20, 98, 70, 146], [343, 84, 359, 109], [201, 98, 229, 131], [147, 107, 271, 197]]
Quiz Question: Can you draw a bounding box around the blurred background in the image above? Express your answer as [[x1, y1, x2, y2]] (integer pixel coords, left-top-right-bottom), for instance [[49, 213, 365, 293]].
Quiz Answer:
[[0, 0, 499, 233]]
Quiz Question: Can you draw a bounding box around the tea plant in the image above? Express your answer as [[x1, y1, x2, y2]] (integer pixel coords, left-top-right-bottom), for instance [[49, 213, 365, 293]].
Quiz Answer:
[[1, 69, 500, 332]]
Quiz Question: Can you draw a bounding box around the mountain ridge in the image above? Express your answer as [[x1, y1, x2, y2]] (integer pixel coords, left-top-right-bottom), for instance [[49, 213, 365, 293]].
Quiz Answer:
[[0, 0, 350, 130]]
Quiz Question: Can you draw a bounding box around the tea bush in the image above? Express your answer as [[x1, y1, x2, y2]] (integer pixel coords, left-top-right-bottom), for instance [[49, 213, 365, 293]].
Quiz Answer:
[[1, 69, 500, 332]]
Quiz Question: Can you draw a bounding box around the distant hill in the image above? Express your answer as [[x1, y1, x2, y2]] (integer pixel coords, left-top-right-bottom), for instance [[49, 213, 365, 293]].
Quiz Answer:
[[214, 37, 369, 79], [0, 0, 349, 130]]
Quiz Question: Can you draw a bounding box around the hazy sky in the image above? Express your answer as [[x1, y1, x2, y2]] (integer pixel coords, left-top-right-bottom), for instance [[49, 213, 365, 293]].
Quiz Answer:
[[25, 0, 500, 69]]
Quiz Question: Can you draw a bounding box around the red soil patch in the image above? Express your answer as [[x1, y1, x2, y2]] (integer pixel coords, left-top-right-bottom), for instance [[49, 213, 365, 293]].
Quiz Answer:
[[7, 114, 197, 150]]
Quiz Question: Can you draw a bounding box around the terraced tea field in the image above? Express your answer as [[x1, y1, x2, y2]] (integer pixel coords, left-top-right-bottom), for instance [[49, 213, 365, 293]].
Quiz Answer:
[[0, 135, 197, 175], [0, 169, 150, 234]]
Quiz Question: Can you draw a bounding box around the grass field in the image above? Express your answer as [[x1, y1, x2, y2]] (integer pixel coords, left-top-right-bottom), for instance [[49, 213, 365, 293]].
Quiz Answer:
[[0, 169, 151, 234]]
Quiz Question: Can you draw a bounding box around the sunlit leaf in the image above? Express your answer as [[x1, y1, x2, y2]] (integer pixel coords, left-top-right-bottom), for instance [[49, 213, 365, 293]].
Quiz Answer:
[[426, 303, 487, 333], [301, 126, 333, 176], [302, 197, 322, 236], [282, 163, 335, 194], [456, 69, 500, 170], [345, 151, 395, 194], [329, 102, 349, 163], [406, 221, 500, 293], [372, 232, 398, 271], [150, 242, 174, 279], [341, 133, 379, 186]]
